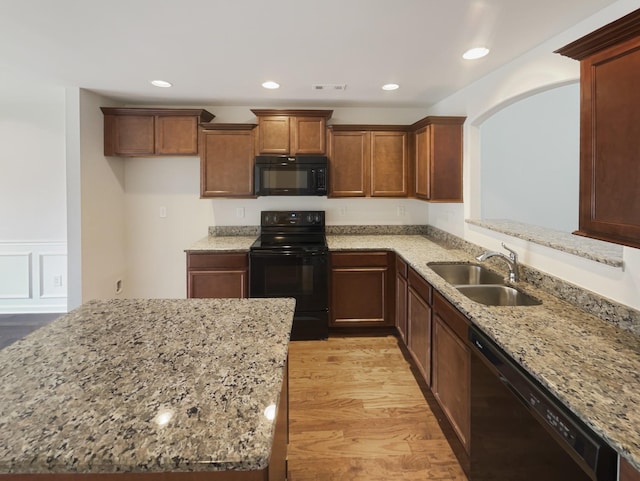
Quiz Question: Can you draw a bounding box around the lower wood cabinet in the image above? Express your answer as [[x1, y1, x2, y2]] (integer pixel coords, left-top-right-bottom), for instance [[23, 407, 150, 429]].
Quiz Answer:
[[407, 267, 432, 385], [395, 256, 408, 342], [621, 457, 640, 481], [330, 251, 394, 327], [432, 291, 471, 453], [186, 252, 248, 298]]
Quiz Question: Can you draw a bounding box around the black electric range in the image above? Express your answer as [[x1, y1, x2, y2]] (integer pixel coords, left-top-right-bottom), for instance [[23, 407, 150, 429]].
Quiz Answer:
[[249, 211, 328, 341]]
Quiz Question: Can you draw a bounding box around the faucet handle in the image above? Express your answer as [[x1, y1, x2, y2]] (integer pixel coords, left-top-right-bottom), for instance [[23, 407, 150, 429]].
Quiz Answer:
[[501, 243, 518, 262]]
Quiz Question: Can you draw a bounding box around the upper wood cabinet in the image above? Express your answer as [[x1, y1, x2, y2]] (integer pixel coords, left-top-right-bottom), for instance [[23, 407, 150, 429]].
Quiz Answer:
[[556, 9, 640, 249], [411, 116, 465, 202], [101, 108, 214, 157], [251, 109, 333, 155], [328, 126, 409, 198], [371, 130, 409, 196], [199, 124, 256, 198]]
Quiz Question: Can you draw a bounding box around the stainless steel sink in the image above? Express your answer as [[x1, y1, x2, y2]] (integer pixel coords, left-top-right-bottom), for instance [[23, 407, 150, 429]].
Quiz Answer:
[[428, 263, 504, 285], [455, 285, 542, 307]]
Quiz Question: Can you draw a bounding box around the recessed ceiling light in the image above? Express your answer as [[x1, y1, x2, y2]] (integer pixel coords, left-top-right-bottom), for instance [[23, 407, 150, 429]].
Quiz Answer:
[[150, 80, 172, 88], [262, 81, 280, 89], [462, 47, 490, 60], [382, 83, 400, 91]]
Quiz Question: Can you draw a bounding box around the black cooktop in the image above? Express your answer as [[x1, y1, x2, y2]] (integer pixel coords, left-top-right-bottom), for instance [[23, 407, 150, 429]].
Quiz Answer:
[[250, 210, 327, 252]]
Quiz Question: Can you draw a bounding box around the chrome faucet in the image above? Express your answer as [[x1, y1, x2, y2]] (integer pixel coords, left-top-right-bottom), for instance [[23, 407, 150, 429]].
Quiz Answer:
[[476, 243, 519, 283]]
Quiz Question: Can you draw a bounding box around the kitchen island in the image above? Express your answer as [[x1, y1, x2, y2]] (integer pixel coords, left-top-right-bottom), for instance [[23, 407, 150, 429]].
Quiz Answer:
[[0, 298, 295, 480]]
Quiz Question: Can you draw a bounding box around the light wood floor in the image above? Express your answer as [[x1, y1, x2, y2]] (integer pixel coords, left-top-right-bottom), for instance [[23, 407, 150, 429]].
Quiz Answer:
[[287, 335, 468, 481]]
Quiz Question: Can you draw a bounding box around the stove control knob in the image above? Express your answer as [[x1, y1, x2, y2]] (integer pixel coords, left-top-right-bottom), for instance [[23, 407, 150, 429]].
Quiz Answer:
[[315, 214, 321, 223], [306, 214, 313, 223]]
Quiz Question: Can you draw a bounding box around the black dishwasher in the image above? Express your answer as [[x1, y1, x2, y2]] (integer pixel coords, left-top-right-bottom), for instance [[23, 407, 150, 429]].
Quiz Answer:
[[468, 326, 617, 481]]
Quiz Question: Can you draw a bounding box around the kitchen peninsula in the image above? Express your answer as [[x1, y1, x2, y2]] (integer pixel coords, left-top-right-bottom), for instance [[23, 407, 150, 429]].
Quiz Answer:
[[0, 298, 295, 480]]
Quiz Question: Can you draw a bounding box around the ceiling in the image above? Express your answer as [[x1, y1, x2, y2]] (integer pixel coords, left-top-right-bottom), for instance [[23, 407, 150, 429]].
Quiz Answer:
[[0, 0, 620, 108]]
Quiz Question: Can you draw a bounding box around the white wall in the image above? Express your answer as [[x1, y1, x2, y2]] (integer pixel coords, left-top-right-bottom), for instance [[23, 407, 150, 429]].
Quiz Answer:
[[427, 0, 640, 310], [0, 81, 68, 312], [480, 82, 579, 231]]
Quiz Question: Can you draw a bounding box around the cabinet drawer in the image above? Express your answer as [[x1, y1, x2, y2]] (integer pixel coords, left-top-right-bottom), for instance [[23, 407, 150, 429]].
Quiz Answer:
[[331, 251, 389, 267], [187, 253, 248, 269], [408, 268, 431, 304], [433, 291, 469, 341], [396, 255, 408, 278]]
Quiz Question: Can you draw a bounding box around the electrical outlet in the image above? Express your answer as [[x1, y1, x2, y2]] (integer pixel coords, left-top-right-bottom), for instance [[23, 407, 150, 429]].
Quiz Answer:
[[53, 275, 63, 287], [339, 207, 347, 216], [236, 207, 245, 218], [397, 206, 406, 217], [159, 206, 167, 218]]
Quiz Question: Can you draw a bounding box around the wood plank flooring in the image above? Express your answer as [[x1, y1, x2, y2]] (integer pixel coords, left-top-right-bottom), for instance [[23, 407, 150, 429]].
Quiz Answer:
[[287, 335, 468, 481]]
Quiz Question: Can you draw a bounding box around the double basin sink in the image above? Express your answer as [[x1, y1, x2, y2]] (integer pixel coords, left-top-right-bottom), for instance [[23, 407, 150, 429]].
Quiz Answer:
[[428, 263, 541, 307]]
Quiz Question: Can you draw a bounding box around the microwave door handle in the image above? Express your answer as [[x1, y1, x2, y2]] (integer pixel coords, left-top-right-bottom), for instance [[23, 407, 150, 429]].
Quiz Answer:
[[311, 169, 317, 188]]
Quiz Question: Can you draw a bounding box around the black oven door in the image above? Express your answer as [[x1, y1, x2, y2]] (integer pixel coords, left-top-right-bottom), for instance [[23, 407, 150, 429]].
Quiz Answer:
[[249, 250, 328, 313]]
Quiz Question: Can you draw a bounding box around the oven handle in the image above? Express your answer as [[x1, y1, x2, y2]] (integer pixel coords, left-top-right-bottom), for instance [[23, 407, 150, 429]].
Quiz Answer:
[[250, 250, 328, 257]]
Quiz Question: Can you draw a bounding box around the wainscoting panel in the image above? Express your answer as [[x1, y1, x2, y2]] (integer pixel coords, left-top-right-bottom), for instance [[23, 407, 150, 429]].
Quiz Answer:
[[0, 252, 31, 299], [0, 242, 67, 314]]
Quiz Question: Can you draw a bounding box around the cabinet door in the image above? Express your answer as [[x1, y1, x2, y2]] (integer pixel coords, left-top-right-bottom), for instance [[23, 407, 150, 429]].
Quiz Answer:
[[414, 121, 464, 202], [370, 131, 408, 197], [429, 122, 463, 202], [187, 253, 248, 298], [258, 116, 290, 154], [328, 130, 369, 197], [292, 116, 326, 154], [155, 116, 199, 155], [576, 36, 640, 248], [200, 128, 255, 197], [188, 270, 248, 298], [414, 126, 431, 199], [330, 252, 392, 327], [408, 285, 431, 385], [111, 115, 155, 156], [432, 313, 470, 453], [621, 457, 640, 481], [395, 256, 408, 343]]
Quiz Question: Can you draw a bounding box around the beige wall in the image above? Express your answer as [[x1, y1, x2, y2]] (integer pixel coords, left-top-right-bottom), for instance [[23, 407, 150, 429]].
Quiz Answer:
[[78, 90, 128, 302]]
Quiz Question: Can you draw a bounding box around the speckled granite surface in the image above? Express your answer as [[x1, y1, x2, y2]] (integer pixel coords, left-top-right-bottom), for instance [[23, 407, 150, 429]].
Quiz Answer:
[[187, 236, 256, 252], [0, 298, 295, 474], [467, 218, 624, 267], [326, 235, 640, 470]]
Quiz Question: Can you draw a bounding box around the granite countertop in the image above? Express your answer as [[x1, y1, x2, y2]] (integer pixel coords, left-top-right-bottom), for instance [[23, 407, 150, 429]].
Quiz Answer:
[[187, 233, 640, 470], [186, 236, 256, 252], [0, 298, 295, 474]]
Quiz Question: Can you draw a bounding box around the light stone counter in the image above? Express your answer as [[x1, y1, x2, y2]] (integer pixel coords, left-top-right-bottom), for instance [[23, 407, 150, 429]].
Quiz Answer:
[[185, 232, 640, 470], [0, 298, 294, 476], [186, 235, 256, 252]]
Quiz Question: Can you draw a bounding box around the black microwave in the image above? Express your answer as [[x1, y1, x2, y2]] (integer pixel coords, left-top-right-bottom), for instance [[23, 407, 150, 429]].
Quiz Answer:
[[254, 155, 328, 196]]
